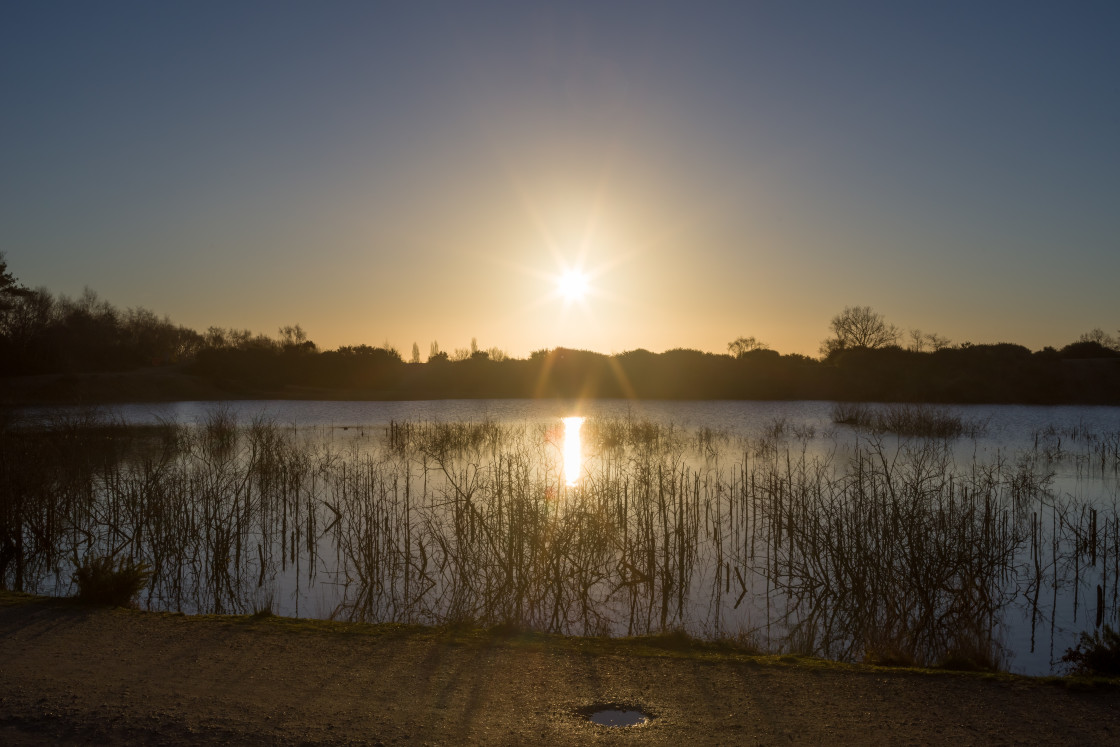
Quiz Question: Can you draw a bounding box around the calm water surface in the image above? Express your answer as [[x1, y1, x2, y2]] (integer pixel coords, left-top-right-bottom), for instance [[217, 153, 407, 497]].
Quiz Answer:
[[23, 397, 1120, 442], [15, 398, 1120, 675]]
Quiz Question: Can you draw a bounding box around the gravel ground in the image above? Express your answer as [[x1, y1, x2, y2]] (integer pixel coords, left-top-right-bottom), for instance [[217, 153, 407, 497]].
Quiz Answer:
[[1, 594, 1117, 745]]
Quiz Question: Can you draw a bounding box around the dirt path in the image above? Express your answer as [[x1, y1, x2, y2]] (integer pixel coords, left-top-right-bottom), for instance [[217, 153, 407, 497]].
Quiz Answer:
[[0, 595, 1116, 745]]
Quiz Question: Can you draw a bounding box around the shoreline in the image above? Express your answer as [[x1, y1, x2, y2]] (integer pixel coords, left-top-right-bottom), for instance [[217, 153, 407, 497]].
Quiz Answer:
[[1, 592, 1118, 745], [3, 362, 1120, 408]]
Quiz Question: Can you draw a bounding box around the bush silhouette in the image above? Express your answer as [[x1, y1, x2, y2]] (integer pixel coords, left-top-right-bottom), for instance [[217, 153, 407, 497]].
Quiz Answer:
[[72, 556, 152, 607], [1062, 625, 1120, 676]]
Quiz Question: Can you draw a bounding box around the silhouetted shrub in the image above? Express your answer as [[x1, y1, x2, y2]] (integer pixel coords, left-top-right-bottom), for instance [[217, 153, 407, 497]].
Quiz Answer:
[[1062, 625, 1120, 676], [1059, 341, 1120, 359], [72, 556, 152, 607]]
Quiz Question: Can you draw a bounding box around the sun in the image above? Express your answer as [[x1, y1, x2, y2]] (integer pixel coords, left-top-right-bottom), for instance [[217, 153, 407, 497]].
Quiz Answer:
[[557, 269, 590, 302]]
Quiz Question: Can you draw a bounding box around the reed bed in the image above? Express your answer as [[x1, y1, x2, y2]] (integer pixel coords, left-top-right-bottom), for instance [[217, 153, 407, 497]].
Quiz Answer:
[[831, 403, 988, 439], [0, 410, 1116, 673], [1032, 423, 1120, 474]]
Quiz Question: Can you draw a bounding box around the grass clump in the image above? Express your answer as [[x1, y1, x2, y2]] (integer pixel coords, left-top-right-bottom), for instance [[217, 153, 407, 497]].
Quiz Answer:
[[72, 556, 152, 608], [935, 634, 1005, 673], [250, 596, 276, 619], [1062, 625, 1120, 677], [631, 629, 695, 652], [831, 403, 984, 438]]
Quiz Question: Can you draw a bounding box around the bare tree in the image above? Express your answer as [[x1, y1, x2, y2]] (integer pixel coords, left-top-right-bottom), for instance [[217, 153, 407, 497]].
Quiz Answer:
[[410, 342, 420, 364], [1, 286, 54, 344], [728, 336, 768, 357], [428, 340, 448, 363], [279, 324, 308, 347], [909, 328, 952, 352], [1079, 328, 1119, 351], [925, 332, 952, 351], [821, 305, 899, 356]]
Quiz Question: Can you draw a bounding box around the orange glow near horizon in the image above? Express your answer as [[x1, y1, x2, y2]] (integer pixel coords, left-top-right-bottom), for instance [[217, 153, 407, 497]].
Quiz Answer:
[[562, 416, 584, 486]]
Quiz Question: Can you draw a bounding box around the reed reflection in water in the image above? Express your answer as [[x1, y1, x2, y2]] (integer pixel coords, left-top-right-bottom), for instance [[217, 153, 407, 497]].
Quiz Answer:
[[3, 409, 1119, 675], [562, 416, 585, 486]]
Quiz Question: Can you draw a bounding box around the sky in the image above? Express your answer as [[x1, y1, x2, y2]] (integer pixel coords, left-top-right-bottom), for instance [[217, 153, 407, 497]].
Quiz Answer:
[[1, 1, 1117, 359]]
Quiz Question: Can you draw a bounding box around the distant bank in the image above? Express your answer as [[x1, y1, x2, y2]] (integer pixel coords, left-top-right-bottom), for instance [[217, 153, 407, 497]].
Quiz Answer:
[[2, 352, 1119, 407]]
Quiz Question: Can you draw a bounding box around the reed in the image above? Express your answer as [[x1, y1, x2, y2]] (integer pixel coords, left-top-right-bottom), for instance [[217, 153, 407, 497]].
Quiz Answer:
[[1, 409, 1115, 673], [831, 403, 986, 439], [1033, 424, 1120, 473]]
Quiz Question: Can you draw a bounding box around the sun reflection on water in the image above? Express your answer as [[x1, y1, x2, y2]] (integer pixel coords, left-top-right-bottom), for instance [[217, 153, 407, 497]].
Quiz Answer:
[[562, 416, 585, 486]]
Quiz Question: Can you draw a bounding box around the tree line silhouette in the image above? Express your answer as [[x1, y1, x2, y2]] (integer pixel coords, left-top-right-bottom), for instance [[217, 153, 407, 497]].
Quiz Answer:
[[1, 255, 1117, 403]]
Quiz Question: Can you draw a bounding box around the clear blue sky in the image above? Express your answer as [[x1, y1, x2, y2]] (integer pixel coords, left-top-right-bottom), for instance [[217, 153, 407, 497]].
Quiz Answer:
[[2, 1, 1117, 357]]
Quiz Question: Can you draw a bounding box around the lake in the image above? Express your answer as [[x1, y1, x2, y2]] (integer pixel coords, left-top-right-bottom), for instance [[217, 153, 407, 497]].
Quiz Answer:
[[20, 397, 1120, 437], [7, 398, 1120, 675]]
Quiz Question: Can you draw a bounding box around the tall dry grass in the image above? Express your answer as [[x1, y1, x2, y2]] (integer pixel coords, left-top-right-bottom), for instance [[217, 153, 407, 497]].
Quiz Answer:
[[1, 408, 1117, 671]]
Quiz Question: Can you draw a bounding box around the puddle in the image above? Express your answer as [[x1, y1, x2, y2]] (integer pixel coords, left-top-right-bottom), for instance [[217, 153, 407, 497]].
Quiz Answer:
[[579, 704, 653, 727]]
